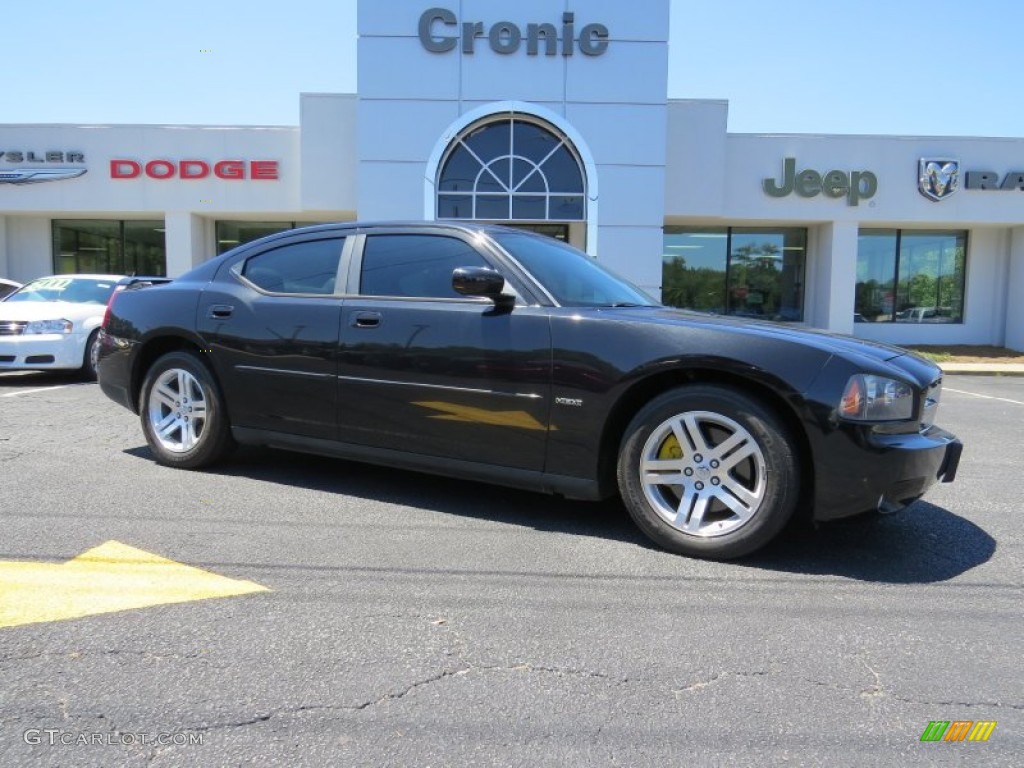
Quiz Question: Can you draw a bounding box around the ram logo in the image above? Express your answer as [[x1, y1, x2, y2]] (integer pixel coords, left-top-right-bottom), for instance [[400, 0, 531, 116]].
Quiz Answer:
[[918, 158, 960, 201]]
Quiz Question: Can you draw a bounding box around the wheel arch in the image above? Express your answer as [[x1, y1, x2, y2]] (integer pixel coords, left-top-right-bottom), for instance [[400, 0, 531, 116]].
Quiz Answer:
[[598, 366, 815, 518], [130, 335, 213, 411]]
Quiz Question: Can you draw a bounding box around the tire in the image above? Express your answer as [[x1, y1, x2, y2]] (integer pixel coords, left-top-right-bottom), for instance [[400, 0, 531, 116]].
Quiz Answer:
[[139, 351, 233, 469], [617, 385, 799, 559], [80, 329, 100, 381]]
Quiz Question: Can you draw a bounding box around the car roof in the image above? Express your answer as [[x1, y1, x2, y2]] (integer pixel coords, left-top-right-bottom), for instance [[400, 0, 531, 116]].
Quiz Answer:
[[246, 220, 536, 247]]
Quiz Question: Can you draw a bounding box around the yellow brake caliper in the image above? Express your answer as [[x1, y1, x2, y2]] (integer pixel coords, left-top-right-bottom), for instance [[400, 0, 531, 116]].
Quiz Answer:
[[658, 434, 683, 460]]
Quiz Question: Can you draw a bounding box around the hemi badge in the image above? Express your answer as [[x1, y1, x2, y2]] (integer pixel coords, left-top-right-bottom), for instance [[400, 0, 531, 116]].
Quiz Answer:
[[555, 397, 583, 407]]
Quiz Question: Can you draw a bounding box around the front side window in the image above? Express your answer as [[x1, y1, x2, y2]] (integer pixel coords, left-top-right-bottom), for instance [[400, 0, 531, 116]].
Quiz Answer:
[[856, 230, 966, 323], [241, 238, 345, 294], [492, 232, 656, 308], [437, 116, 586, 222], [360, 235, 488, 299], [662, 227, 807, 321]]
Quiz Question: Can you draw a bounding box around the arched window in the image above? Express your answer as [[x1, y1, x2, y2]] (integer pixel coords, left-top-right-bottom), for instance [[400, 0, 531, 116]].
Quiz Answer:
[[436, 116, 586, 221]]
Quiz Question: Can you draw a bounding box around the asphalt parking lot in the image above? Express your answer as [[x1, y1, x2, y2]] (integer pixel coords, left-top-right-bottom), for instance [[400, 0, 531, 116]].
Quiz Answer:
[[1, 371, 1021, 766]]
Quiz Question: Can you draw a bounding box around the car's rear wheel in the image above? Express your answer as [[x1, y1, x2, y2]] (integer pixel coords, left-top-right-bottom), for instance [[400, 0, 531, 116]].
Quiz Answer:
[[140, 351, 233, 468], [618, 385, 799, 559]]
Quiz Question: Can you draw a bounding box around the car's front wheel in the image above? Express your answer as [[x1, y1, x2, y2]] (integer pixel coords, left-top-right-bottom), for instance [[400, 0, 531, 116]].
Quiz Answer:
[[139, 351, 233, 468], [617, 385, 799, 559], [80, 330, 100, 380]]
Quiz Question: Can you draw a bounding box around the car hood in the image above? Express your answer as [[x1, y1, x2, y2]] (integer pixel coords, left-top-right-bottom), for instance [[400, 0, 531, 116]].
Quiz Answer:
[[0, 301, 104, 323], [616, 307, 911, 364]]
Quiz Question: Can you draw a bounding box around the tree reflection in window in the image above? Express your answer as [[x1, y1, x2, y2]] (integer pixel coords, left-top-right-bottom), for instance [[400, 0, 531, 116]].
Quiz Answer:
[[437, 116, 585, 221], [662, 227, 807, 322], [855, 230, 966, 323]]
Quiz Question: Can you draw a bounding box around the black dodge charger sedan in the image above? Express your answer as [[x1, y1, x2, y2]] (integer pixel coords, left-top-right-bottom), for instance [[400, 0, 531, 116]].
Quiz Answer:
[[97, 222, 962, 559]]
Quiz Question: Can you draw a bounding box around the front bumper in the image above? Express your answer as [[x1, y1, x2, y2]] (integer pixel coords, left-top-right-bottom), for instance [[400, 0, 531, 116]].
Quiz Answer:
[[0, 333, 88, 371], [813, 424, 963, 521]]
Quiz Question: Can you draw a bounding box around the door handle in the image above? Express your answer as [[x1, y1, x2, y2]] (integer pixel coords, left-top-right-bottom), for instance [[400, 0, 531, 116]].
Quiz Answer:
[[351, 311, 382, 329], [208, 304, 234, 319]]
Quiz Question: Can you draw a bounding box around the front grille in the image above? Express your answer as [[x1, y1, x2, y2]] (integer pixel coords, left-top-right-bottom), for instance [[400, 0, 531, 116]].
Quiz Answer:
[[0, 321, 27, 336]]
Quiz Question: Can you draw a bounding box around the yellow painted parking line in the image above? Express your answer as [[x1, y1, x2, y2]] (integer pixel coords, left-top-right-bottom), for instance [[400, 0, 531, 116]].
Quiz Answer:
[[0, 541, 268, 629]]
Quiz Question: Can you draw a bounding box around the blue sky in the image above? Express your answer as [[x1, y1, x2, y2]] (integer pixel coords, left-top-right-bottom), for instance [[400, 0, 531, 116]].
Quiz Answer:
[[6, 0, 1019, 137]]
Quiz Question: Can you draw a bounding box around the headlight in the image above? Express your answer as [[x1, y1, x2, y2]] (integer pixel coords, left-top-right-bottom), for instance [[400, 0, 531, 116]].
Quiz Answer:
[[24, 319, 73, 334], [839, 374, 915, 421]]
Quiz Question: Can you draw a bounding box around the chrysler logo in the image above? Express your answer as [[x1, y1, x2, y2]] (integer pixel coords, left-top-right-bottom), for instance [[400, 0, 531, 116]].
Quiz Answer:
[[918, 158, 960, 201], [0, 168, 87, 185]]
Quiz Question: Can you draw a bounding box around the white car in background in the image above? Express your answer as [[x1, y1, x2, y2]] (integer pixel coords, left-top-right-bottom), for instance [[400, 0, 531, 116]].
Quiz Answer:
[[0, 277, 21, 300], [0, 275, 166, 379]]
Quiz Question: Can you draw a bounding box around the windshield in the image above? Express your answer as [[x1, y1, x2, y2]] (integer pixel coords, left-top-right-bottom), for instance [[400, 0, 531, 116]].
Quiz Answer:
[[490, 232, 659, 308], [6, 276, 119, 305]]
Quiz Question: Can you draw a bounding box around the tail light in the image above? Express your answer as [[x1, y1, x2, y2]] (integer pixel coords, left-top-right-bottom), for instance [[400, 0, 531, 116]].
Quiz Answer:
[[102, 287, 123, 330]]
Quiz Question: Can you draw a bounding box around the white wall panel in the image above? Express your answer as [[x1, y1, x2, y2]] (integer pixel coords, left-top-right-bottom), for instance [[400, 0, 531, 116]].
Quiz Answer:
[[0, 216, 7, 276], [566, 104, 666, 167], [459, 101, 567, 118], [357, 162, 429, 220], [596, 166, 665, 227], [358, 0, 440, 36], [809, 221, 857, 333], [572, 0, 669, 41], [358, 100, 461, 162], [357, 38, 460, 100], [301, 94, 357, 212], [595, 225, 664, 293], [565, 42, 667, 104], [460, 0, 606, 31], [459, 51, 567, 103], [664, 100, 728, 218], [5, 218, 51, 282]]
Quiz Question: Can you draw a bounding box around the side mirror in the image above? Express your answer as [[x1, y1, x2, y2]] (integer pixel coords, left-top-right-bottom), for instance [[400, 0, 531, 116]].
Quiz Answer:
[[452, 267, 514, 308]]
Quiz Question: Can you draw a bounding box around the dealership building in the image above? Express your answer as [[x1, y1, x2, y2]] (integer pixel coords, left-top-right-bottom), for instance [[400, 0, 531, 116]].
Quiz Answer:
[[2, 0, 1024, 350]]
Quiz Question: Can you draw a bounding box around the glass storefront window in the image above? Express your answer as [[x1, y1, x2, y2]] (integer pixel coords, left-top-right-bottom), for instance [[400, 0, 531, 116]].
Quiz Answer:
[[856, 229, 966, 323], [215, 221, 297, 255], [662, 227, 807, 321], [854, 230, 897, 322], [662, 228, 728, 312], [729, 228, 807, 321], [52, 220, 165, 276]]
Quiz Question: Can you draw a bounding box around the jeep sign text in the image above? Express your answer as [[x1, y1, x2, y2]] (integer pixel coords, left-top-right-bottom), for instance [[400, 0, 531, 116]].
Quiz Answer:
[[419, 8, 608, 56], [763, 157, 877, 206]]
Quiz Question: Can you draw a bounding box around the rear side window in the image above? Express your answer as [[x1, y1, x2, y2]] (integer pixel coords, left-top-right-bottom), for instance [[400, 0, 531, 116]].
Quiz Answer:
[[242, 238, 344, 294], [360, 234, 488, 299]]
